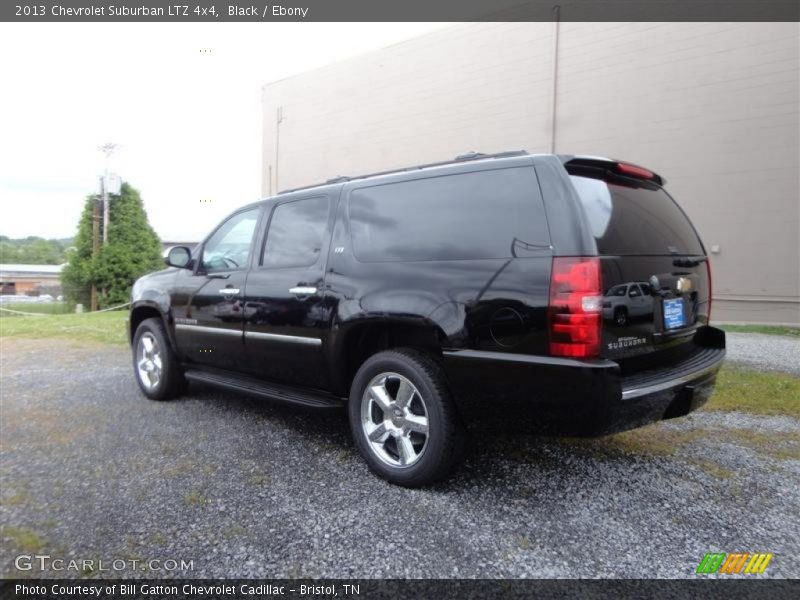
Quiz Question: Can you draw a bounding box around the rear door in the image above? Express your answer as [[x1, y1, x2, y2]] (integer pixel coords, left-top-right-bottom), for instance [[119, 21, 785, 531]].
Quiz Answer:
[[567, 161, 710, 364], [242, 194, 335, 389]]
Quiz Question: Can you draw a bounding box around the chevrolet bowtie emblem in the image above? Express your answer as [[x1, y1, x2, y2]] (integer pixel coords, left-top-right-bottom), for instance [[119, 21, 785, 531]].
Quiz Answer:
[[676, 277, 693, 292]]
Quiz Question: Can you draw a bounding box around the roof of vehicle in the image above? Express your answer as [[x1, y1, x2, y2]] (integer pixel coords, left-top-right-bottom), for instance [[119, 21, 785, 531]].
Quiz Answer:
[[276, 150, 533, 195], [260, 150, 665, 201]]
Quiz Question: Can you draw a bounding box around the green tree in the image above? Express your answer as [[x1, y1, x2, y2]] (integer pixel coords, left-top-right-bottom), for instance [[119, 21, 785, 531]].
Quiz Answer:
[[62, 182, 162, 308], [0, 237, 69, 264]]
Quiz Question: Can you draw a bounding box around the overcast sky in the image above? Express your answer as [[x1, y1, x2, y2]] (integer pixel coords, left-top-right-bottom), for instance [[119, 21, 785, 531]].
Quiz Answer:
[[0, 23, 450, 241]]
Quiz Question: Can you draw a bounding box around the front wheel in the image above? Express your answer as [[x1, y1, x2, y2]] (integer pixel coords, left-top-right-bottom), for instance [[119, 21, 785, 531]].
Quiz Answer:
[[348, 348, 465, 487], [132, 317, 186, 400]]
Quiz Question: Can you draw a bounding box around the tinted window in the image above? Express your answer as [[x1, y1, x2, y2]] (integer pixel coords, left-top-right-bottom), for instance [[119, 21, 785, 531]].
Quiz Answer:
[[202, 207, 260, 272], [607, 285, 627, 297], [570, 176, 704, 256], [262, 196, 329, 268], [349, 167, 550, 262]]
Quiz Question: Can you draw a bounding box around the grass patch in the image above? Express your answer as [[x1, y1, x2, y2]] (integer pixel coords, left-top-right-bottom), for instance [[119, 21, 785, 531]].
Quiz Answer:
[[607, 427, 703, 457], [706, 367, 800, 417], [0, 302, 73, 315], [149, 531, 168, 545], [2, 490, 31, 506], [160, 460, 195, 478], [720, 324, 800, 337], [1, 526, 46, 553], [689, 458, 734, 480], [515, 535, 533, 550], [557, 427, 705, 458], [183, 490, 211, 506], [723, 429, 800, 461], [248, 473, 271, 486], [0, 310, 127, 346], [562, 424, 800, 464]]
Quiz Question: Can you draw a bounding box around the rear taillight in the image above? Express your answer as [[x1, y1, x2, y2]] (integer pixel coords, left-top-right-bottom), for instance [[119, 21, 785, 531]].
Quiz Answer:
[[548, 257, 602, 358], [706, 258, 713, 323]]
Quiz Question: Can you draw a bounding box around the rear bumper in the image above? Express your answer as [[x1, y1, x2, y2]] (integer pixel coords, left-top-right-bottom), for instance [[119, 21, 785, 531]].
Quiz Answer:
[[442, 327, 726, 436], [609, 345, 724, 435]]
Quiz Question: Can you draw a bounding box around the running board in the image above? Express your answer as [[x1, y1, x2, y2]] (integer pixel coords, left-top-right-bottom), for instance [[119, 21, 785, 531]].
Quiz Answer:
[[184, 370, 345, 409]]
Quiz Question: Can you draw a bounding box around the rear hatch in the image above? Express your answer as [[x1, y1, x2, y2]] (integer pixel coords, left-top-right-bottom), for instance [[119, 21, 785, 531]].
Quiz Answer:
[[565, 158, 711, 370]]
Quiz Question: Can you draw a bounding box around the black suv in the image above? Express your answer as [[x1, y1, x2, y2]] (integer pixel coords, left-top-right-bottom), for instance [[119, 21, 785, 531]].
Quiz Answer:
[[128, 151, 725, 486]]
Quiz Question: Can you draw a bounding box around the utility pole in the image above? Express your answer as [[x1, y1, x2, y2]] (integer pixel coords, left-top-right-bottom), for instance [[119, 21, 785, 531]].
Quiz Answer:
[[90, 196, 101, 311], [92, 143, 117, 310], [99, 143, 117, 244]]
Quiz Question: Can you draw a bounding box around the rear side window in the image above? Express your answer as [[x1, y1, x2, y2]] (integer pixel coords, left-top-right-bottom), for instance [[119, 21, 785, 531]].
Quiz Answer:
[[570, 176, 704, 256], [262, 196, 329, 268], [349, 167, 550, 262]]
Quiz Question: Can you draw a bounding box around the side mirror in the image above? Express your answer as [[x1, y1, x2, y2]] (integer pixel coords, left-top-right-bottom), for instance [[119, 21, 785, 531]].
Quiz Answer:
[[165, 246, 192, 269]]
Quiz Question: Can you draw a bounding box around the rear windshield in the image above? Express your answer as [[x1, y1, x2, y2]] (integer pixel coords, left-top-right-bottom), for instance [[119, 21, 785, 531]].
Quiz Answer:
[[570, 175, 704, 256]]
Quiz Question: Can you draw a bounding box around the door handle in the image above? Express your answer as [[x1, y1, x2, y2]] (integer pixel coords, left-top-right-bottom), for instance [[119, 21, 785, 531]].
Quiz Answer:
[[289, 286, 317, 296], [218, 288, 240, 295]]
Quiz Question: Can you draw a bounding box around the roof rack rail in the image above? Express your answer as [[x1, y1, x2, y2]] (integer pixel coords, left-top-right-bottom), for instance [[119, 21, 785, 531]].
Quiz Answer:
[[278, 149, 529, 194], [453, 150, 529, 162], [454, 151, 487, 161]]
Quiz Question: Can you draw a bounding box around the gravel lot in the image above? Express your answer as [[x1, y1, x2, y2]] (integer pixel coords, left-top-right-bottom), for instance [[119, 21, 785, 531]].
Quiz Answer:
[[725, 332, 800, 376], [1, 338, 799, 579]]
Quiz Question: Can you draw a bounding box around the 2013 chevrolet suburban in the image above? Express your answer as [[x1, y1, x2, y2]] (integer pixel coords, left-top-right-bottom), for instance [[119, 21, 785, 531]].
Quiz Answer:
[[128, 151, 726, 487]]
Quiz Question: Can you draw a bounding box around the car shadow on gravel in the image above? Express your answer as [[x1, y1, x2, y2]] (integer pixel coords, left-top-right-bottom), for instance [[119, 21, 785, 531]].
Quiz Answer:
[[186, 382, 352, 436], [169, 379, 798, 506], [183, 381, 652, 495]]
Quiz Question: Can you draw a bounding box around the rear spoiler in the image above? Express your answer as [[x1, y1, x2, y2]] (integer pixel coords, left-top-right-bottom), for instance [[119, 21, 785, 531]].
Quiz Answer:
[[559, 155, 666, 187]]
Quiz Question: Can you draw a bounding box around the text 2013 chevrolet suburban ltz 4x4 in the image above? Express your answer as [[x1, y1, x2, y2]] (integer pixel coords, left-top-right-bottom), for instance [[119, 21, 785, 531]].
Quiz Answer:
[[129, 151, 725, 487]]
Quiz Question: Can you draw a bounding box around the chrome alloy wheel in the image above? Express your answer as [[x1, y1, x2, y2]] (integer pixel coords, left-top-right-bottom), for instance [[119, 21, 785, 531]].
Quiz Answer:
[[360, 372, 430, 467], [136, 332, 163, 391]]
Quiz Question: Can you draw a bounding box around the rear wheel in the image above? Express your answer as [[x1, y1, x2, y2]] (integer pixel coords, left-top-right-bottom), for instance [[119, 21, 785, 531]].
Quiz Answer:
[[132, 317, 186, 400], [614, 307, 628, 327], [348, 348, 464, 487]]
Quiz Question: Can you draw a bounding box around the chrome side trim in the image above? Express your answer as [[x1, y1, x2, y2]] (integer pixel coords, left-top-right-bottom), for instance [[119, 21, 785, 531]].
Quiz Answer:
[[441, 349, 617, 369], [621, 354, 725, 400], [175, 324, 242, 337], [245, 331, 322, 346]]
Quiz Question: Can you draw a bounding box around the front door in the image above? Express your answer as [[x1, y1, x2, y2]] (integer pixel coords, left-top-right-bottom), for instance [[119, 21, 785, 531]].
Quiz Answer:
[[172, 206, 262, 372], [243, 194, 334, 389]]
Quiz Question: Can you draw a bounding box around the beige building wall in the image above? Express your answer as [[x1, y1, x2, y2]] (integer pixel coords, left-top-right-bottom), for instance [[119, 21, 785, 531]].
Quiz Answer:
[[262, 22, 800, 325]]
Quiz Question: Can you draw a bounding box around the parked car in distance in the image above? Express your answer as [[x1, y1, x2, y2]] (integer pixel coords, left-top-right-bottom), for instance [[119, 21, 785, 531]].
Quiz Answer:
[[602, 282, 655, 327], [128, 150, 725, 487]]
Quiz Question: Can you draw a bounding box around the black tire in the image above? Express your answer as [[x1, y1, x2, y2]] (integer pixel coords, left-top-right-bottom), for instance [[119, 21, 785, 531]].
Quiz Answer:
[[132, 317, 187, 400], [348, 348, 465, 487], [614, 307, 628, 327]]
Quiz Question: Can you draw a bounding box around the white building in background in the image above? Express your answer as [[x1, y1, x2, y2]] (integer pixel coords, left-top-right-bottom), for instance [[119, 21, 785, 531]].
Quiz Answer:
[[262, 22, 799, 325], [0, 263, 64, 296]]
